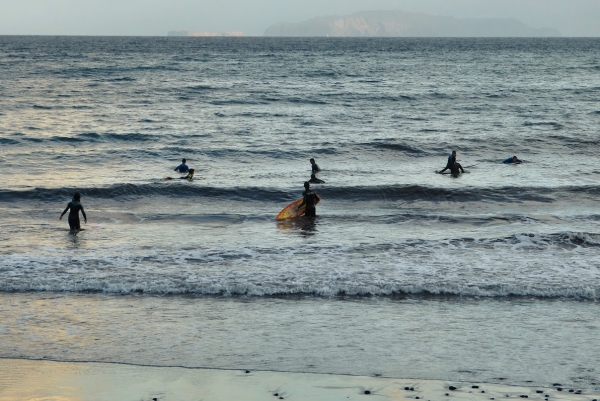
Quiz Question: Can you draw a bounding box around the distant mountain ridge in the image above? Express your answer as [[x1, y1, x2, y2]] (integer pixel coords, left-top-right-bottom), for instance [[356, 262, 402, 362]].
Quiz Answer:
[[264, 10, 561, 37]]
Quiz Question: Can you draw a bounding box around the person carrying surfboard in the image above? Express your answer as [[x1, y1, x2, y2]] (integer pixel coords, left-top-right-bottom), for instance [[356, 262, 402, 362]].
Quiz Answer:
[[438, 150, 465, 175], [299, 182, 319, 218]]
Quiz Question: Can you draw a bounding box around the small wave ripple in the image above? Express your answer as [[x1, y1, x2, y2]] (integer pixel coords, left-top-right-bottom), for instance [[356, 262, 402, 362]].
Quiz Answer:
[[3, 184, 600, 203]]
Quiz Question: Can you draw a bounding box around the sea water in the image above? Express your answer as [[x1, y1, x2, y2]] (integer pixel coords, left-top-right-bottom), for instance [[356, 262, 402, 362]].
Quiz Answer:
[[0, 37, 599, 389]]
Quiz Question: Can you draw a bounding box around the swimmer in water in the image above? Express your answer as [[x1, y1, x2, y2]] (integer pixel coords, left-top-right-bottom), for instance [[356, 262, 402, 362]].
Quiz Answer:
[[503, 156, 523, 164], [164, 169, 195, 181], [59, 192, 87, 231]]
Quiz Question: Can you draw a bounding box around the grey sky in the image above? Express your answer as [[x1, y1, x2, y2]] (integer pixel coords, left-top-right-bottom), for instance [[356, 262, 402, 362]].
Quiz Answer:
[[1, 0, 599, 36]]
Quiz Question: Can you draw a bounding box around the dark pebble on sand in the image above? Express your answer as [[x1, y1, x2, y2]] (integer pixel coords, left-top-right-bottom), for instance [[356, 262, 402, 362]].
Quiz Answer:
[[274, 393, 278, 396], [410, 387, 415, 391], [568, 389, 574, 393], [556, 388, 563, 391], [482, 391, 486, 393], [519, 395, 528, 398], [364, 390, 371, 395], [449, 386, 457, 391], [245, 370, 250, 373], [552, 383, 561, 387], [473, 386, 480, 389], [416, 397, 420, 399], [153, 399, 157, 401], [279, 398, 284, 400], [536, 391, 543, 394], [575, 390, 582, 394], [405, 387, 410, 390], [445, 394, 449, 396]]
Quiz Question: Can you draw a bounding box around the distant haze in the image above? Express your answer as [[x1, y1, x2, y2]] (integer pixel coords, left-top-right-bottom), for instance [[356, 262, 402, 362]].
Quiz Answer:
[[1, 0, 599, 36], [265, 11, 561, 37]]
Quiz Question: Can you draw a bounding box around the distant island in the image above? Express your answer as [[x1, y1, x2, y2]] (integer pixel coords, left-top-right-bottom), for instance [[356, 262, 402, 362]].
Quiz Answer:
[[264, 10, 561, 37], [168, 30, 244, 37]]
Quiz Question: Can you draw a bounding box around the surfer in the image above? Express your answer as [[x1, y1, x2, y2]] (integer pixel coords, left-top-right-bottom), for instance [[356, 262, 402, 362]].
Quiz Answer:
[[309, 174, 325, 184], [174, 158, 189, 173], [310, 158, 320, 174], [59, 192, 87, 231], [164, 169, 195, 181], [503, 156, 523, 164], [438, 150, 465, 175], [299, 182, 319, 218]]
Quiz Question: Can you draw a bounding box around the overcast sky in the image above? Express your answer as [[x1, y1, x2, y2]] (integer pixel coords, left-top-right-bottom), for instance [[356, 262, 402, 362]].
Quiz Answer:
[[1, 0, 599, 36]]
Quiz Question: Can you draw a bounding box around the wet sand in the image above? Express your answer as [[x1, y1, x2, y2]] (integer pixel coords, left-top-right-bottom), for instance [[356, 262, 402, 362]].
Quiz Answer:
[[0, 358, 598, 401]]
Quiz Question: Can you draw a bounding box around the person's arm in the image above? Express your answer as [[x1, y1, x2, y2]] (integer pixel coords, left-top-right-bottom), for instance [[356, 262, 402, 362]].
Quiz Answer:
[[174, 164, 181, 171], [299, 195, 307, 208], [59, 203, 70, 220], [80, 206, 87, 223]]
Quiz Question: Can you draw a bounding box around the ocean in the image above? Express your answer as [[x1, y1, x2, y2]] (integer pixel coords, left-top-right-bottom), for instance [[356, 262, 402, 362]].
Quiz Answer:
[[0, 36, 599, 389]]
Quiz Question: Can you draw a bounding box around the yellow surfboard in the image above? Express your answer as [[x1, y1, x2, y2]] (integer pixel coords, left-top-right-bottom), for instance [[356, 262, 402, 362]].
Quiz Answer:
[[276, 196, 321, 220]]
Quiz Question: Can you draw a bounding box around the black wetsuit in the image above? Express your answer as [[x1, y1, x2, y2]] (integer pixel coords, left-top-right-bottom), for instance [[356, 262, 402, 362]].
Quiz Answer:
[[300, 190, 319, 217], [440, 154, 464, 174], [309, 176, 325, 184], [61, 201, 86, 230]]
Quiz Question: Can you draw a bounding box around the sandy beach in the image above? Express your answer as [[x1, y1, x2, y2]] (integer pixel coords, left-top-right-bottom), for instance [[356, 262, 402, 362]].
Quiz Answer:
[[0, 358, 598, 401]]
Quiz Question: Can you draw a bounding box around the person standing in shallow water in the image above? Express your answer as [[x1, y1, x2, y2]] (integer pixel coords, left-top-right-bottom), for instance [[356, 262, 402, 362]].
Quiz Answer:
[[299, 182, 319, 218], [59, 192, 87, 231]]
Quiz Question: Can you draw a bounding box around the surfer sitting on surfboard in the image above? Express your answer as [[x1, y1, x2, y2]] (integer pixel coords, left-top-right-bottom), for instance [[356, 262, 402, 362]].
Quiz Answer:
[[174, 158, 190, 173], [299, 182, 319, 218], [164, 169, 195, 181], [438, 150, 465, 175], [310, 158, 320, 174], [309, 174, 325, 184]]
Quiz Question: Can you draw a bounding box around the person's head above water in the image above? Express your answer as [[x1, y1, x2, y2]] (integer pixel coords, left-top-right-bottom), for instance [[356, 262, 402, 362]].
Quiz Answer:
[[73, 192, 81, 202], [304, 182, 310, 189], [182, 158, 187, 164], [512, 156, 519, 162], [452, 150, 457, 156], [310, 158, 315, 163], [188, 169, 195, 175]]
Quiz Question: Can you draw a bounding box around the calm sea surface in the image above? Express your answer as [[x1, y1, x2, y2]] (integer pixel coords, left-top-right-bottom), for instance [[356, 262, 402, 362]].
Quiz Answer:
[[0, 37, 599, 388]]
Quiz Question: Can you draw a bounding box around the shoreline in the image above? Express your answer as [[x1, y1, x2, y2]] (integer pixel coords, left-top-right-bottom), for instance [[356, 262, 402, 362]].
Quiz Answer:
[[0, 358, 598, 401]]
